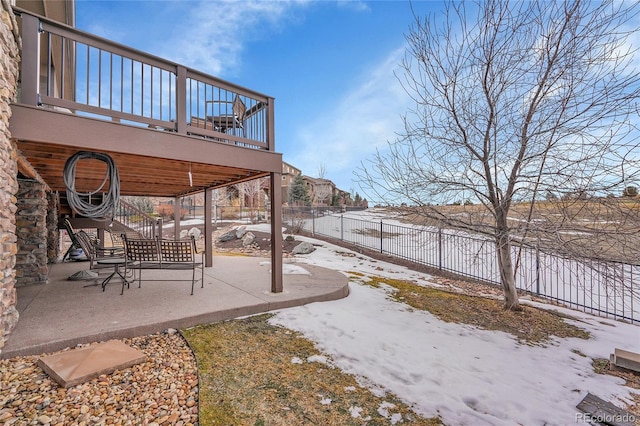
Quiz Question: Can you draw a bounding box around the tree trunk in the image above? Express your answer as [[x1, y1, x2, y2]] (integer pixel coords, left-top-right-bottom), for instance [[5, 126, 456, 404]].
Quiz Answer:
[[496, 231, 521, 311]]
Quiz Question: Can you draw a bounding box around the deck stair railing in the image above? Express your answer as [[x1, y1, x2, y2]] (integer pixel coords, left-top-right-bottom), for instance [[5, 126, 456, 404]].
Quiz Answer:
[[113, 198, 161, 240], [15, 7, 274, 151]]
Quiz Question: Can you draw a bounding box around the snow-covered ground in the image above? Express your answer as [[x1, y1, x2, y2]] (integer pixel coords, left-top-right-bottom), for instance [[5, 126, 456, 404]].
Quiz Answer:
[[164, 218, 638, 424], [234, 224, 638, 426]]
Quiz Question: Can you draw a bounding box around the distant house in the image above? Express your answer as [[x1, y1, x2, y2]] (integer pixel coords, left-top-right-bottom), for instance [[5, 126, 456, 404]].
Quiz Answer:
[[302, 176, 353, 207], [302, 176, 332, 206]]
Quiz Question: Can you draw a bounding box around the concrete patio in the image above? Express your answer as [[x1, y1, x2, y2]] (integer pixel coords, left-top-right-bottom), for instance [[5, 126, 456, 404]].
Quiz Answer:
[[1, 255, 349, 359]]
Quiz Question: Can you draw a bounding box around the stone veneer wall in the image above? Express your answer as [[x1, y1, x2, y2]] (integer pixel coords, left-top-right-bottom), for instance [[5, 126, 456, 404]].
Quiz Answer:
[[0, 0, 21, 351], [47, 192, 60, 262], [15, 179, 49, 286]]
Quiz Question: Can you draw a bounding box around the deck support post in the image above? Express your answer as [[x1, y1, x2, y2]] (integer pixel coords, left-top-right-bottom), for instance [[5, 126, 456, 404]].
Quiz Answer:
[[204, 188, 213, 267], [270, 172, 283, 293], [173, 196, 180, 240]]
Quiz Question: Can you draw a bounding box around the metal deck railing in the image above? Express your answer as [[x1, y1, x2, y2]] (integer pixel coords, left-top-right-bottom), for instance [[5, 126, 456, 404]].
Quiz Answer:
[[16, 8, 274, 151]]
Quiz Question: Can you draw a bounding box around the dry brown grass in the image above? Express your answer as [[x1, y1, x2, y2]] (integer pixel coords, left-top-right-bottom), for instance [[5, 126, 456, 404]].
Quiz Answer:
[[387, 199, 640, 263], [182, 314, 442, 426], [348, 273, 591, 345], [182, 275, 639, 424], [352, 228, 402, 238], [592, 358, 640, 419]]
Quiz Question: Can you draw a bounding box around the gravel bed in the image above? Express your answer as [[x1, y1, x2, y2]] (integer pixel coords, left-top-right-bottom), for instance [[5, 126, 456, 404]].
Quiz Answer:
[[0, 330, 199, 425]]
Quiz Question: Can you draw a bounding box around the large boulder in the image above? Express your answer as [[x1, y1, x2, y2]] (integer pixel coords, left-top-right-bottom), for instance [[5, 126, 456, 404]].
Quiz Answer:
[[235, 227, 247, 239], [292, 241, 316, 255], [218, 231, 236, 242], [242, 232, 256, 247], [188, 227, 201, 239]]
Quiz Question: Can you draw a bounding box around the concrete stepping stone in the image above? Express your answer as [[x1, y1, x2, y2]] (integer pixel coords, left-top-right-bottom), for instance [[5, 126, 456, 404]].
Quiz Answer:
[[610, 348, 640, 373], [37, 340, 147, 388]]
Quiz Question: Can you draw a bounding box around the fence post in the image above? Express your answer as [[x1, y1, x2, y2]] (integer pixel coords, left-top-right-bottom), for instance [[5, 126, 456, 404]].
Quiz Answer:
[[341, 214, 344, 241], [535, 244, 540, 295], [312, 208, 315, 236], [438, 228, 443, 270], [380, 220, 383, 253]]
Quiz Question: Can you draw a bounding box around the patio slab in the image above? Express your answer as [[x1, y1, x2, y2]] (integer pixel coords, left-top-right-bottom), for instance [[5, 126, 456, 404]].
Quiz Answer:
[[1, 256, 349, 359], [37, 340, 147, 388]]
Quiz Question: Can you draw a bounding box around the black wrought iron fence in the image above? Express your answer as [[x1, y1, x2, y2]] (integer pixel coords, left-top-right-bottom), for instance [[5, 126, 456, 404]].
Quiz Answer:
[[283, 208, 638, 323]]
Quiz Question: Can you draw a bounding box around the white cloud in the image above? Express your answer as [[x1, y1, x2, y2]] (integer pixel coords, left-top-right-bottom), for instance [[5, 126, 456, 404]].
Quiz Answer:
[[161, 0, 309, 75], [336, 0, 370, 12], [288, 46, 410, 190]]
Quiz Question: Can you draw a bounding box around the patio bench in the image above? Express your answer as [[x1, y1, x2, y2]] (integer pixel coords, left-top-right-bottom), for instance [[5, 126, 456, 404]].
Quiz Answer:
[[122, 235, 204, 295]]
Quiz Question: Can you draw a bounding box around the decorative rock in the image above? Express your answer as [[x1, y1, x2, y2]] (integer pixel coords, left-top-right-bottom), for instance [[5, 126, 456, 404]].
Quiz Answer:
[[37, 414, 52, 424], [242, 232, 255, 247], [217, 231, 236, 243], [187, 227, 201, 239], [0, 333, 199, 424], [285, 235, 295, 241], [235, 227, 247, 239], [292, 241, 316, 255]]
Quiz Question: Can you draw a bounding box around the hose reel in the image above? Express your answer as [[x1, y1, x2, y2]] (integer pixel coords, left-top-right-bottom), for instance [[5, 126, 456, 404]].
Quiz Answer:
[[63, 151, 120, 220]]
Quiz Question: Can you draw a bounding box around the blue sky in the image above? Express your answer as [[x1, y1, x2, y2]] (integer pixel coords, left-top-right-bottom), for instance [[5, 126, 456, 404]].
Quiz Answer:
[[75, 0, 441, 198]]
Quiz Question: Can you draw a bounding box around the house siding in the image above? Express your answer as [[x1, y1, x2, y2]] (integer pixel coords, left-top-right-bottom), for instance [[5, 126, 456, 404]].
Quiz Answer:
[[0, 0, 21, 353]]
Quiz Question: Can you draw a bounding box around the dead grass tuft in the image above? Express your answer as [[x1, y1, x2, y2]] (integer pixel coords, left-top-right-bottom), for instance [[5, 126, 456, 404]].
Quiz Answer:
[[182, 314, 442, 425], [350, 274, 591, 345], [592, 358, 640, 418], [352, 228, 402, 238]]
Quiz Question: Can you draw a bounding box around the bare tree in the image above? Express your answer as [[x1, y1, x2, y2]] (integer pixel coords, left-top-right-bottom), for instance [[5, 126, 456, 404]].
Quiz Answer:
[[357, 0, 640, 310], [317, 163, 327, 180], [312, 180, 334, 206], [314, 164, 334, 206], [235, 178, 267, 223], [211, 188, 227, 227]]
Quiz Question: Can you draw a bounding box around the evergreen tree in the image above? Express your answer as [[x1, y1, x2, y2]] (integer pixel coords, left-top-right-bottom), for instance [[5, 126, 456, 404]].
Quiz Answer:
[[288, 175, 310, 206]]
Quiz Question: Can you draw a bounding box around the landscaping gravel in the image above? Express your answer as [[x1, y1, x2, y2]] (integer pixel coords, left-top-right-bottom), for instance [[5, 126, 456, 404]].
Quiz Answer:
[[0, 330, 199, 425]]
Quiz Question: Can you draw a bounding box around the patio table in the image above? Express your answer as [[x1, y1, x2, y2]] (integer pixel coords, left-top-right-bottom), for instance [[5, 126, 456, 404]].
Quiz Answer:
[[96, 258, 129, 294]]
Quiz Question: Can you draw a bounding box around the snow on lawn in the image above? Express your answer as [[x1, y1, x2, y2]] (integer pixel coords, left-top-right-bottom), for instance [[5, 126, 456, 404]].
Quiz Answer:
[[246, 226, 640, 426]]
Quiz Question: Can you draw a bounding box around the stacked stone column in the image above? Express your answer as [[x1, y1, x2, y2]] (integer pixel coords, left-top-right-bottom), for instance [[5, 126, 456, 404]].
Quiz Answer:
[[0, 0, 21, 352]]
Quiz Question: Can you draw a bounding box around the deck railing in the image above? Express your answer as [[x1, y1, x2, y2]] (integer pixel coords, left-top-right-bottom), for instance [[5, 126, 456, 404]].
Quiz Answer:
[[15, 8, 274, 151], [114, 199, 162, 239]]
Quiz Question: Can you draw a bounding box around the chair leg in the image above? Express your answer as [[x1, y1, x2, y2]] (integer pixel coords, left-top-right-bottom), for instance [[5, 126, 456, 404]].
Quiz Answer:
[[62, 245, 73, 262]]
